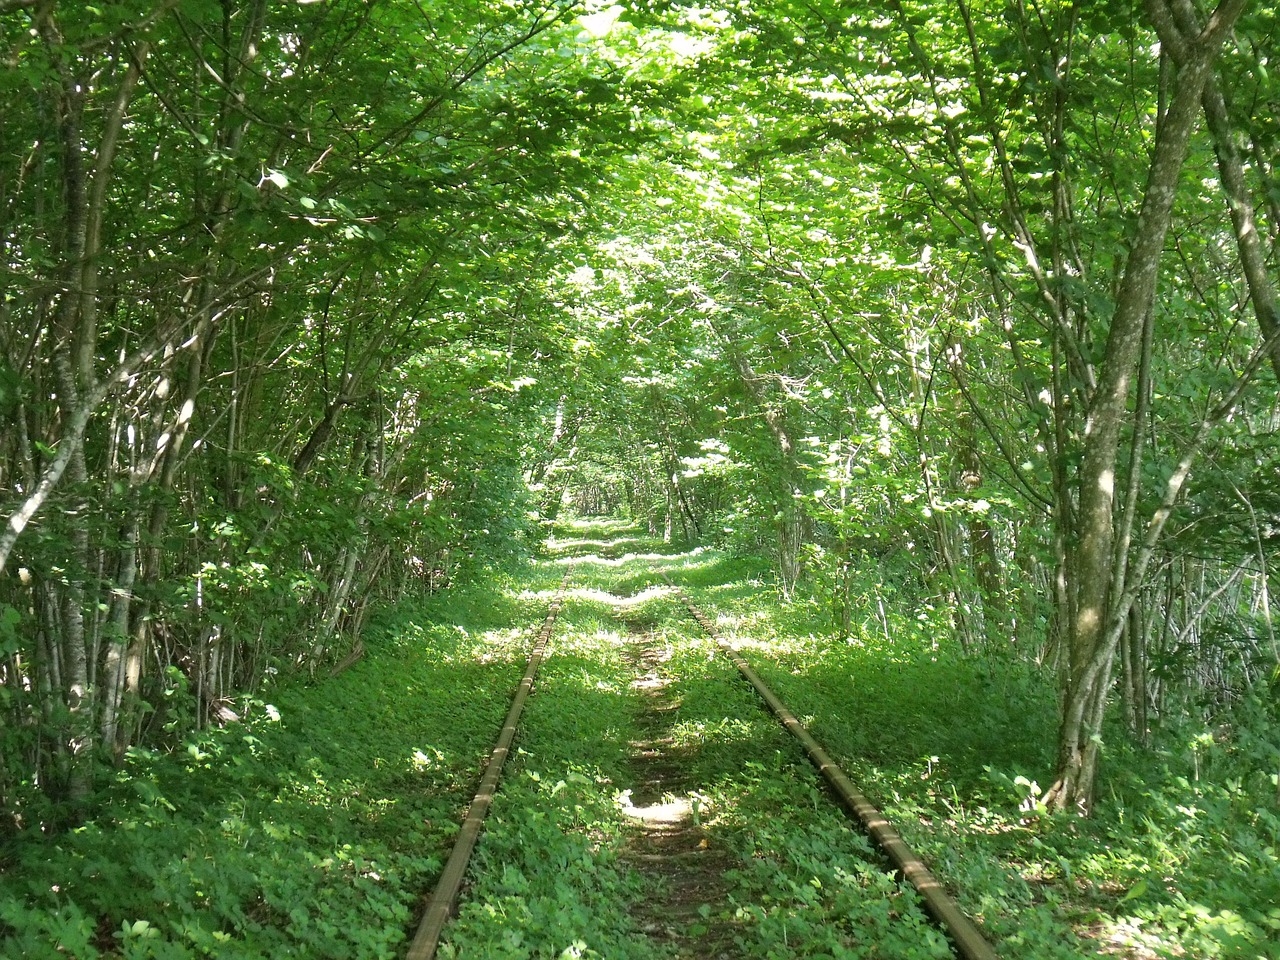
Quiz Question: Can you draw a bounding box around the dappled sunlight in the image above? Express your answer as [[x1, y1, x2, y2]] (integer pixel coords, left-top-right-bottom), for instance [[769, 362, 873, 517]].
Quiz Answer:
[[516, 583, 674, 610], [548, 546, 714, 568], [556, 517, 640, 536], [544, 536, 652, 554], [7, 0, 1271, 953], [617, 791, 693, 826], [570, 583, 673, 608], [719, 633, 790, 658], [668, 715, 769, 751], [469, 625, 531, 664], [549, 627, 629, 656], [1086, 918, 1168, 959]]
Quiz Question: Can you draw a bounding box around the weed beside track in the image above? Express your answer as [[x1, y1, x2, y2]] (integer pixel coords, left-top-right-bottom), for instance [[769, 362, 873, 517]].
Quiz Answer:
[[12, 521, 1260, 959], [435, 530, 956, 959], [0, 573, 557, 959]]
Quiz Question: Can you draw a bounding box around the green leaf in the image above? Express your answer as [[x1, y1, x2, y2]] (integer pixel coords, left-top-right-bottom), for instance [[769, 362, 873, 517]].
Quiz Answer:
[[1119, 878, 1148, 904]]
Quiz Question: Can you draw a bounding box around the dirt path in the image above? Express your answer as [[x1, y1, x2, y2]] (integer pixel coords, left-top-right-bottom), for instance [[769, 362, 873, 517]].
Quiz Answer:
[[617, 614, 741, 959]]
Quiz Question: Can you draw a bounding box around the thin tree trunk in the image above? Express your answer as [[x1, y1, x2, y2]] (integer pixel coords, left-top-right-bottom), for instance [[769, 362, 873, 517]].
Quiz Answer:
[[1044, 0, 1246, 814], [1201, 77, 1280, 381]]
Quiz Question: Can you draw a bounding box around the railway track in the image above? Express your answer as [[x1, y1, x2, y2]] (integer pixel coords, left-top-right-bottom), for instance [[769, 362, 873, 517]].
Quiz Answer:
[[405, 563, 998, 960], [668, 585, 997, 960], [405, 566, 574, 960]]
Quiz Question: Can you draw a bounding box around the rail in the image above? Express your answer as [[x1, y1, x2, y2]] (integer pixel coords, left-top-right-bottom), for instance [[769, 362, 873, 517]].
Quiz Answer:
[[670, 584, 999, 960], [405, 567, 573, 960]]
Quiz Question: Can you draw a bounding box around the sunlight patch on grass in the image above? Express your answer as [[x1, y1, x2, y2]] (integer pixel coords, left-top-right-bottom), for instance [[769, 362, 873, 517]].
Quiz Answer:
[[548, 546, 714, 568], [551, 627, 627, 651], [1085, 918, 1166, 959], [668, 716, 764, 749], [473, 625, 530, 663], [557, 517, 640, 534], [545, 535, 652, 553], [617, 792, 693, 826], [517, 584, 675, 608]]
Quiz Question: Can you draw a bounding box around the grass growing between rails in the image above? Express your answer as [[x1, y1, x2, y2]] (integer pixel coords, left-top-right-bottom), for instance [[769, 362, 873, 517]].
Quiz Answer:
[[440, 525, 961, 959], [6, 517, 1273, 959], [678, 572, 1280, 959], [431, 568, 657, 959], [0, 567, 564, 959], [433, 524, 709, 958]]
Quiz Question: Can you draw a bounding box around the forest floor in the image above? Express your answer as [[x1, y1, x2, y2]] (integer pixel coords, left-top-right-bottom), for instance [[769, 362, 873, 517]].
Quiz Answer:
[[2, 519, 1277, 959]]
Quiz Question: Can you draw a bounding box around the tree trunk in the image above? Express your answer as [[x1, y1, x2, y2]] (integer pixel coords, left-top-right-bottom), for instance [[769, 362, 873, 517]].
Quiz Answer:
[[1043, 0, 1245, 814], [723, 348, 808, 597], [955, 414, 1009, 645], [1201, 76, 1280, 382]]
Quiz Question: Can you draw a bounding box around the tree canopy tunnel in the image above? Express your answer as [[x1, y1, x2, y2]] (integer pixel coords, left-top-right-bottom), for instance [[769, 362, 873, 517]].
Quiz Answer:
[[1, 0, 1278, 827]]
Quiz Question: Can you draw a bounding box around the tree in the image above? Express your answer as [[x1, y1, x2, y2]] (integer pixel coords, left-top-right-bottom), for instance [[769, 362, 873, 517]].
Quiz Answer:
[[0, 0, 641, 821]]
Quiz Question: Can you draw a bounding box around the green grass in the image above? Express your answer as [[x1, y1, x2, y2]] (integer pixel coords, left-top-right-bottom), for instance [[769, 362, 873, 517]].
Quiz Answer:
[[4, 523, 1275, 959], [655, 623, 953, 960], [441, 537, 960, 959], [433, 588, 657, 959], [0, 570, 556, 959], [676, 567, 1280, 960]]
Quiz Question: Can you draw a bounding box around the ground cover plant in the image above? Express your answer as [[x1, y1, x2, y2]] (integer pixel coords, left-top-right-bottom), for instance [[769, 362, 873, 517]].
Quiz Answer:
[[439, 524, 968, 959], [683, 576, 1280, 959], [0, 572, 558, 959], [3, 517, 1274, 959], [433, 545, 661, 959], [649, 591, 955, 960], [4, 2, 1278, 932]]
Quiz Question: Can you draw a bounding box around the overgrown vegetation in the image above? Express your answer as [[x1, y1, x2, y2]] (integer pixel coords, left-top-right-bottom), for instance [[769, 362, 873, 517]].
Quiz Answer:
[[3, 0, 1279, 953], [655, 605, 956, 959], [437, 531, 965, 959], [1, 522, 1275, 958], [0, 573, 551, 958], [692, 558, 1280, 958], [435, 581, 656, 959]]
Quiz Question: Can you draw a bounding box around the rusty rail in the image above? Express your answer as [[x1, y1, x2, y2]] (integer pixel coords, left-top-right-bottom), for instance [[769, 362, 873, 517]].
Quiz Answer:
[[671, 585, 999, 960], [406, 568, 573, 960]]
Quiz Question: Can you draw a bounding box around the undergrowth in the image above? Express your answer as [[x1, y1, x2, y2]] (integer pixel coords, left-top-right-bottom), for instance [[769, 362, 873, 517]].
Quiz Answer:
[[694, 574, 1280, 960], [655, 612, 954, 960], [445, 529, 962, 959], [5, 519, 1274, 960], [434, 585, 657, 959], [0, 570, 556, 959]]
